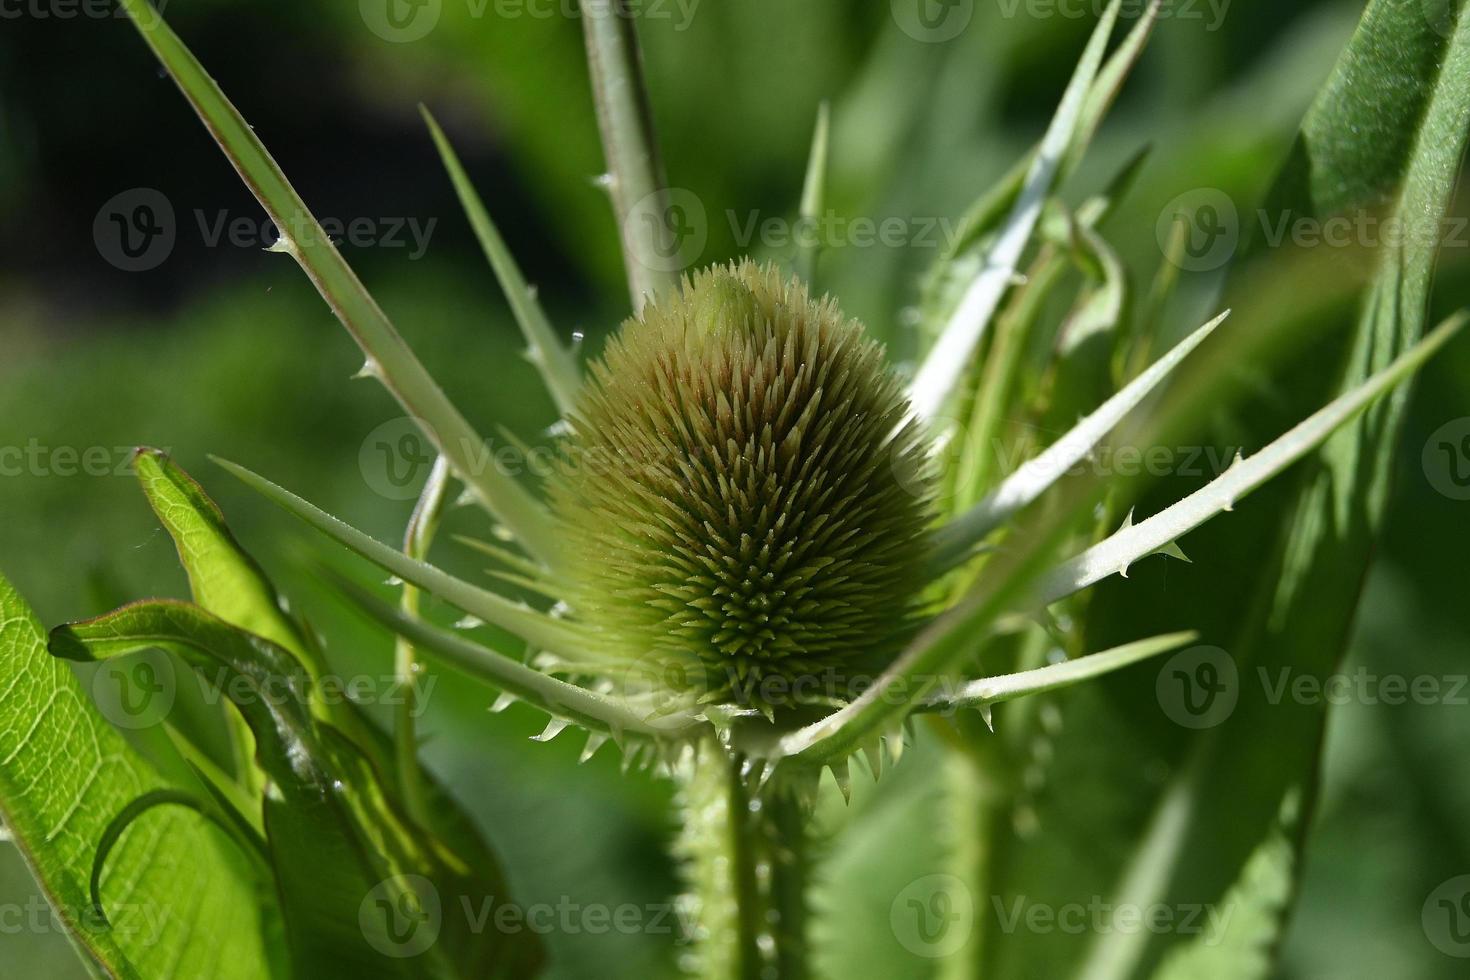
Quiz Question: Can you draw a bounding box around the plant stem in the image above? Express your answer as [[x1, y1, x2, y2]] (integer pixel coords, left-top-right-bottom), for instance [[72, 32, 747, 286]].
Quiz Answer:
[[795, 102, 831, 289], [579, 0, 678, 310], [395, 455, 452, 827], [677, 742, 810, 979], [938, 731, 1009, 980]]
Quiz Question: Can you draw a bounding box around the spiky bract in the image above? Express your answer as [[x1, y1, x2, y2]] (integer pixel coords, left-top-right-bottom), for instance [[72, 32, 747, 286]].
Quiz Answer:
[[550, 261, 933, 709]]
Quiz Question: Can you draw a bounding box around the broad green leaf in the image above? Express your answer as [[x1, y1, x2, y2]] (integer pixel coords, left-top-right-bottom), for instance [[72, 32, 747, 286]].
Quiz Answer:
[[133, 449, 320, 674], [135, 446, 321, 795], [0, 572, 274, 980], [134, 453, 542, 974], [1146, 792, 1300, 980], [51, 600, 542, 979], [134, 448, 381, 779], [112, 0, 559, 568]]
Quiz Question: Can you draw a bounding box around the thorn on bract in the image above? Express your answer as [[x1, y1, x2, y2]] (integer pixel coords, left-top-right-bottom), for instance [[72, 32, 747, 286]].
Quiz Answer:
[[532, 718, 571, 742]]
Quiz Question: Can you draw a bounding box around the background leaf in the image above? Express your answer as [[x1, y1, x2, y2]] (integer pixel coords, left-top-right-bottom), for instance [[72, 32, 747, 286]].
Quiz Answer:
[[978, 3, 1470, 979]]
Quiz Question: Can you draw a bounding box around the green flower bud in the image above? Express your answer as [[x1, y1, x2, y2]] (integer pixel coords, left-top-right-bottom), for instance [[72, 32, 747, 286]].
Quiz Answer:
[[551, 261, 933, 710]]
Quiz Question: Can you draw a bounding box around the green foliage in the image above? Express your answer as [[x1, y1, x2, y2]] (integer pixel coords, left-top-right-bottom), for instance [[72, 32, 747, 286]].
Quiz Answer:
[[0, 571, 275, 980], [946, 4, 1470, 980], [4, 0, 1468, 977]]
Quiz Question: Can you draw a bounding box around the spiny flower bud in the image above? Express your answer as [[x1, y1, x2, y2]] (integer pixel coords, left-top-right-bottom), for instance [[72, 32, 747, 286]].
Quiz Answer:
[[550, 261, 933, 709]]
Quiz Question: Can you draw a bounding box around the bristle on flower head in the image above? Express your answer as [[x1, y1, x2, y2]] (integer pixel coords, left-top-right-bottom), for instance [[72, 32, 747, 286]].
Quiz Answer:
[[550, 261, 933, 710]]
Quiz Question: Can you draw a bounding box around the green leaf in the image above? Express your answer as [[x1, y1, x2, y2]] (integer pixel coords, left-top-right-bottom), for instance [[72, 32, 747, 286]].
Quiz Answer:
[[134, 446, 322, 796], [1146, 792, 1300, 980], [113, 0, 559, 568], [133, 449, 321, 674], [51, 600, 542, 979], [0, 571, 275, 980], [973, 4, 1470, 979], [134, 452, 535, 968]]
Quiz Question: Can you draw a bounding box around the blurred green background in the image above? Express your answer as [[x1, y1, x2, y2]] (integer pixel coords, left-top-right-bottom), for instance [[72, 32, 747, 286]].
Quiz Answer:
[[2, 0, 1468, 977]]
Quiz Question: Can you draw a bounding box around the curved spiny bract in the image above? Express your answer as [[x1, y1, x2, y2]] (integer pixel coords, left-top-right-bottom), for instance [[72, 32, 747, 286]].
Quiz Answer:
[[551, 261, 934, 710]]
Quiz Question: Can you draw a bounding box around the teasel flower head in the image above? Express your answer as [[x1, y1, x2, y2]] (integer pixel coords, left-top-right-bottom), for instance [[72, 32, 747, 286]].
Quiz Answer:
[[549, 261, 935, 711]]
